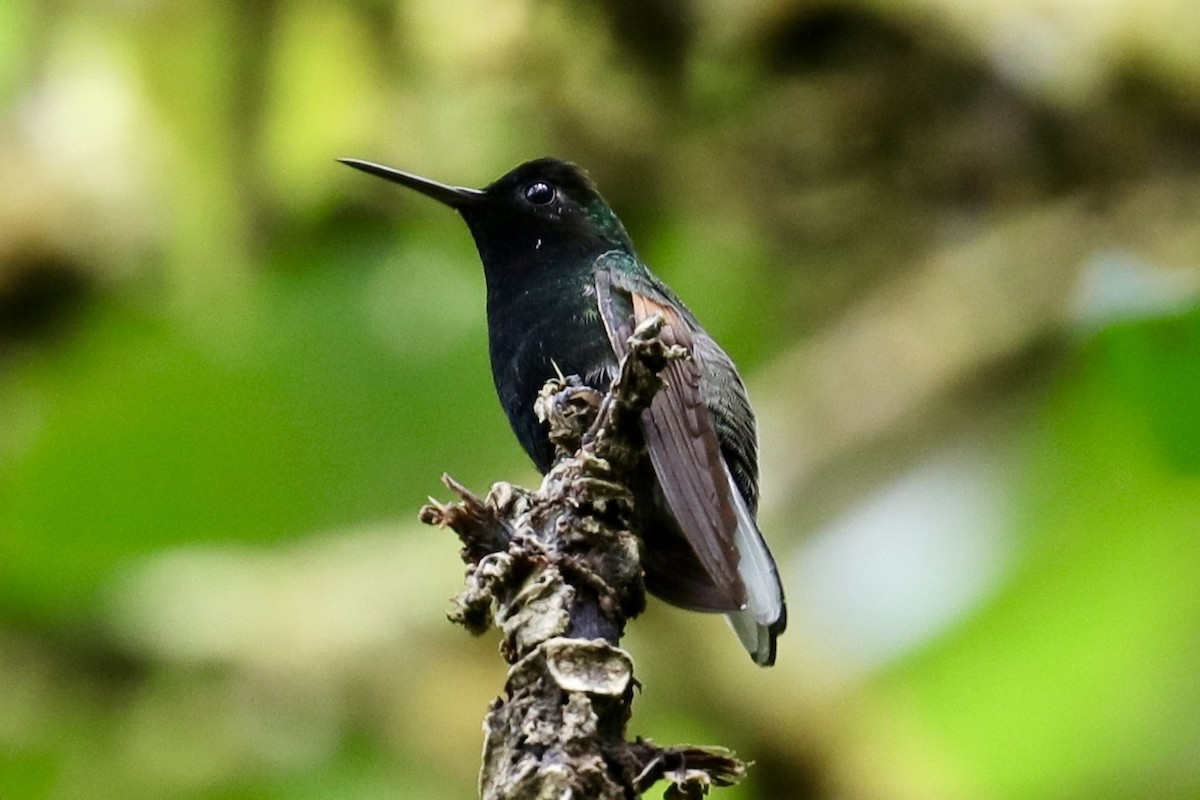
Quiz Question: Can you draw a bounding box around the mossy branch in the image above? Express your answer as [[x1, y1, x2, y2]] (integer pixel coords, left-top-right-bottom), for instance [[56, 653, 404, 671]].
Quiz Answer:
[[419, 315, 748, 799]]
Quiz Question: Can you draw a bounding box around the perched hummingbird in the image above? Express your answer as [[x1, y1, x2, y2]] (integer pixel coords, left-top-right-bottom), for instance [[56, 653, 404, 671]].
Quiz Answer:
[[341, 157, 786, 665]]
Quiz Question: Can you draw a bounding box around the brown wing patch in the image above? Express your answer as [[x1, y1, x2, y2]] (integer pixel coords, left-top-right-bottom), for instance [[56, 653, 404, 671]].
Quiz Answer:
[[595, 273, 746, 610]]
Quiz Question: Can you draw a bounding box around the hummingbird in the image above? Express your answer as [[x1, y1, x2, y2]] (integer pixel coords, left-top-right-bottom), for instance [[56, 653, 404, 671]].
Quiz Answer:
[[341, 156, 786, 665]]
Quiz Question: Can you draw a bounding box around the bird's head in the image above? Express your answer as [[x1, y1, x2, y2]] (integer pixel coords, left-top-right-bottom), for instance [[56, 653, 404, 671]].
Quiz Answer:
[[340, 157, 635, 276]]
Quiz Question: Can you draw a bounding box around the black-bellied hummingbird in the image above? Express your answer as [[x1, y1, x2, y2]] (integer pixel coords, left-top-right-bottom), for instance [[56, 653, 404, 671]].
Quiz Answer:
[[341, 157, 786, 665]]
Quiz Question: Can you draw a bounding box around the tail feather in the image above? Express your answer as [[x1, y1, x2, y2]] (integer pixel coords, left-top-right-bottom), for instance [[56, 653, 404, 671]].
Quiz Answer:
[[723, 467, 786, 666]]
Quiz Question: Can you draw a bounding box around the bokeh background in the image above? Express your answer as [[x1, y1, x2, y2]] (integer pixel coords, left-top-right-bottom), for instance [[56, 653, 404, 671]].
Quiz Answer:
[[2, 0, 1199, 797]]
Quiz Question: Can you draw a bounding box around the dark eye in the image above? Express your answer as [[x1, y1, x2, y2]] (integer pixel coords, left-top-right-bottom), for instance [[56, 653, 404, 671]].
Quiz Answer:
[[524, 181, 555, 205]]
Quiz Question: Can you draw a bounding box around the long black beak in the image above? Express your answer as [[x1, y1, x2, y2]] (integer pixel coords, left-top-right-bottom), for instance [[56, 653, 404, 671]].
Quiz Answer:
[[339, 158, 484, 208]]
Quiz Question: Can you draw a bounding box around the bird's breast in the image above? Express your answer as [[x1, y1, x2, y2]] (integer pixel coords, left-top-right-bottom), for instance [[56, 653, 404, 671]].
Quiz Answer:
[[486, 276, 616, 471]]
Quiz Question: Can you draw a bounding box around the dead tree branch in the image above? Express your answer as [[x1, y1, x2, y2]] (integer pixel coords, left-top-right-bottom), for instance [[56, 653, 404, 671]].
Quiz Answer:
[[419, 315, 748, 799]]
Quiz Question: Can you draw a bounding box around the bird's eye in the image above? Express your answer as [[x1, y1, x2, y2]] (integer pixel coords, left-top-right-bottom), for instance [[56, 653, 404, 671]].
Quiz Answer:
[[524, 182, 555, 205]]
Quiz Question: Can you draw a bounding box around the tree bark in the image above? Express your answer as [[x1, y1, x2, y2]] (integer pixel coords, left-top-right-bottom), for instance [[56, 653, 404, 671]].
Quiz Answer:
[[420, 316, 748, 799]]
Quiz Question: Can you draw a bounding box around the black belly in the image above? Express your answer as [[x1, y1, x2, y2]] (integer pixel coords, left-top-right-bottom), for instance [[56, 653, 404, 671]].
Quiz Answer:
[[487, 288, 616, 473]]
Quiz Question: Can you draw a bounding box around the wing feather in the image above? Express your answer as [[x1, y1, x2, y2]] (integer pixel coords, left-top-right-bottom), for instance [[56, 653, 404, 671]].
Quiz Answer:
[[595, 271, 746, 610]]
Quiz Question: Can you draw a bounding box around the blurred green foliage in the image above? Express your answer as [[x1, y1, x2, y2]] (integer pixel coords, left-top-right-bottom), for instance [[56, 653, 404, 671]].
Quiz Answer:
[[1, 1, 1199, 798]]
